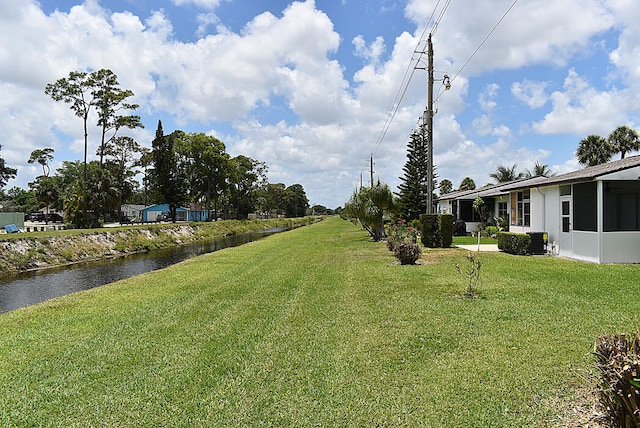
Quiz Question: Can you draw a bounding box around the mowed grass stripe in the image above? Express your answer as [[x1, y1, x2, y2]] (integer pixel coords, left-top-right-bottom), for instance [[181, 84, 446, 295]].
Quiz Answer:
[[1, 217, 640, 426]]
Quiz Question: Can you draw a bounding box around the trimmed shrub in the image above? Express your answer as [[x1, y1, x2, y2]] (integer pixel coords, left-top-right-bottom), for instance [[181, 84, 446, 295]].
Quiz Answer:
[[594, 333, 640, 427], [420, 214, 441, 248], [394, 242, 422, 265], [497, 232, 530, 255], [439, 214, 454, 248]]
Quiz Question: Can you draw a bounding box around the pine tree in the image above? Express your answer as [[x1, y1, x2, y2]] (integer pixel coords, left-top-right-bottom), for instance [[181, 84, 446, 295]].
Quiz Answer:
[[151, 120, 188, 221], [396, 129, 435, 220]]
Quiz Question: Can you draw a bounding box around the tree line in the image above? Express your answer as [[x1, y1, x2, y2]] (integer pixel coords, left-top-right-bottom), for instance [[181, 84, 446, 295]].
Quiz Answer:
[[0, 69, 312, 227]]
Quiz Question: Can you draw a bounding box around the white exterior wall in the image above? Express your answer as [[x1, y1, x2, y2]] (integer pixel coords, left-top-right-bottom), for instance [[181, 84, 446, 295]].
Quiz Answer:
[[509, 188, 547, 235], [438, 200, 453, 215], [602, 232, 640, 263], [571, 231, 600, 263]]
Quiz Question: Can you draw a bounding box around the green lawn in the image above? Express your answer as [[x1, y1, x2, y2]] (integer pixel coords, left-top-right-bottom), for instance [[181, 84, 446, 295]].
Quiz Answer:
[[0, 216, 637, 426]]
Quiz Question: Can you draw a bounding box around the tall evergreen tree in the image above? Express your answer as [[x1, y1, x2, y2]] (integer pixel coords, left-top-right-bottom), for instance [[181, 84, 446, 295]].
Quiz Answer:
[[396, 129, 434, 220], [151, 121, 188, 221]]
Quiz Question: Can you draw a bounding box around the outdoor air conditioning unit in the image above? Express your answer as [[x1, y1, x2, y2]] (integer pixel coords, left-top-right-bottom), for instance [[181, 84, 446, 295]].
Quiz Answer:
[[527, 232, 548, 255]]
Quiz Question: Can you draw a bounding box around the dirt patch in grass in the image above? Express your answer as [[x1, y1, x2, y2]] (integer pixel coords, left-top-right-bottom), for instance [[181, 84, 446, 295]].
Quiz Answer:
[[547, 382, 608, 427]]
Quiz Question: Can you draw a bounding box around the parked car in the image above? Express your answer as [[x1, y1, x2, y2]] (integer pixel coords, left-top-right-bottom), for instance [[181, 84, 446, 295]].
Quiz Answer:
[[156, 211, 173, 221], [45, 213, 63, 223], [28, 212, 45, 222]]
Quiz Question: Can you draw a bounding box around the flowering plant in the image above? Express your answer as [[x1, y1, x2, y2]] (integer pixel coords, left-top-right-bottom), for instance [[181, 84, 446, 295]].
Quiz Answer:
[[386, 219, 419, 251]]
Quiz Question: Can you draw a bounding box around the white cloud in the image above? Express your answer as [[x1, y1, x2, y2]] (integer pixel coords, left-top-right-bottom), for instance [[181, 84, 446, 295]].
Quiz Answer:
[[405, 0, 614, 73], [511, 79, 548, 108], [532, 69, 626, 135], [171, 0, 224, 9]]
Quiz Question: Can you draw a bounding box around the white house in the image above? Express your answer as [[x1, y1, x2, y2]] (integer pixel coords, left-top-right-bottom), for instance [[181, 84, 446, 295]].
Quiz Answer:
[[438, 156, 640, 263]]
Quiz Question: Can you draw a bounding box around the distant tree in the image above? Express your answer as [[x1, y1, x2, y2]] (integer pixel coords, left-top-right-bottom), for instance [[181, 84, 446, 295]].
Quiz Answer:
[[56, 160, 109, 227], [28, 148, 55, 177], [175, 132, 230, 221], [103, 136, 142, 219], [150, 122, 188, 222], [262, 183, 287, 216], [439, 179, 453, 195], [0, 143, 17, 189], [525, 161, 555, 178], [229, 155, 267, 218], [397, 129, 434, 220], [576, 135, 612, 167], [310, 204, 329, 215], [6, 187, 38, 215], [28, 148, 56, 220], [459, 177, 476, 191], [284, 184, 309, 218], [45, 69, 139, 227], [490, 164, 524, 183], [344, 180, 395, 241], [137, 147, 153, 205], [608, 125, 640, 160], [92, 69, 143, 168], [28, 176, 59, 223], [45, 71, 95, 181]]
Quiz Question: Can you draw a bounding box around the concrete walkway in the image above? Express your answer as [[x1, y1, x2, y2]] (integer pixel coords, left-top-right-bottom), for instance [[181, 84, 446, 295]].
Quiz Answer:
[[455, 244, 500, 252]]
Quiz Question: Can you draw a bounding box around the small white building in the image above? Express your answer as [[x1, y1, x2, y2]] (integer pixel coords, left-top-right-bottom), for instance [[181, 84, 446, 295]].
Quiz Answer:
[[438, 156, 640, 263]]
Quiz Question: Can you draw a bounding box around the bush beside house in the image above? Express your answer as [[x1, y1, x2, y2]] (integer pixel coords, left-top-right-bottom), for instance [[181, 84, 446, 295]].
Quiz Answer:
[[497, 232, 531, 255]]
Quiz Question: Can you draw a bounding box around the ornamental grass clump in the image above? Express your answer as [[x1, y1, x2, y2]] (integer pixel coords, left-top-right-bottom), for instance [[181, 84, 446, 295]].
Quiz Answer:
[[594, 333, 640, 427], [386, 219, 421, 264]]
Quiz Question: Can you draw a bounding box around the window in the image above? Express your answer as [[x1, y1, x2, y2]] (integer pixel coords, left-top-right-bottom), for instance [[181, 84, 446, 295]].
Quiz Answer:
[[497, 201, 508, 220], [603, 181, 640, 231], [561, 201, 570, 233], [459, 199, 481, 222], [510, 190, 530, 226], [560, 185, 571, 196], [573, 182, 597, 231]]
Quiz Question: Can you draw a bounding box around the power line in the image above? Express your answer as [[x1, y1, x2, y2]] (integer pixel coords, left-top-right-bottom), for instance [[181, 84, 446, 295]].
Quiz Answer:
[[364, 0, 448, 180], [376, 0, 519, 189], [447, 0, 519, 89]]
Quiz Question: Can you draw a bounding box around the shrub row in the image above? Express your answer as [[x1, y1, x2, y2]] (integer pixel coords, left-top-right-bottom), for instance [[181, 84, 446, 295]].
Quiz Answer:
[[496, 232, 531, 255]]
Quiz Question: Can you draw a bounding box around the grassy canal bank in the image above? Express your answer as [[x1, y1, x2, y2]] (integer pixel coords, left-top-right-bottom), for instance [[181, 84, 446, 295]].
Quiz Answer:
[[0, 217, 317, 277], [1, 216, 639, 426]]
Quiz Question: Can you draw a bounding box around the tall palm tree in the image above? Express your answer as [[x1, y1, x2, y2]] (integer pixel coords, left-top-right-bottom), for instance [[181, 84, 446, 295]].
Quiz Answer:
[[608, 125, 640, 159], [525, 161, 555, 178], [576, 135, 612, 167], [489, 164, 524, 183]]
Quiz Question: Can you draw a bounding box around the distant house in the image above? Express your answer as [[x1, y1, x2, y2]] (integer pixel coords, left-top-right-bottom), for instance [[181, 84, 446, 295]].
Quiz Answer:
[[140, 204, 211, 222], [141, 204, 188, 222], [120, 204, 145, 221], [438, 156, 640, 263]]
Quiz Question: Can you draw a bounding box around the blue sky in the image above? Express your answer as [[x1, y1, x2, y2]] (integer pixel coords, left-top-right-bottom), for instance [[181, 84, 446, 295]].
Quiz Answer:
[[1, 0, 639, 209]]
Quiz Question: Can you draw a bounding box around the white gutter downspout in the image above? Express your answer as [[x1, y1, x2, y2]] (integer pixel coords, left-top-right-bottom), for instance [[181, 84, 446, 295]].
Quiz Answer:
[[536, 186, 546, 233], [536, 186, 547, 254]]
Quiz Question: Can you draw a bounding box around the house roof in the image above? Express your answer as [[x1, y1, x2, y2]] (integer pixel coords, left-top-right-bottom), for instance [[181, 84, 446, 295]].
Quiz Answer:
[[438, 155, 640, 201], [437, 176, 542, 201], [506, 155, 640, 191]]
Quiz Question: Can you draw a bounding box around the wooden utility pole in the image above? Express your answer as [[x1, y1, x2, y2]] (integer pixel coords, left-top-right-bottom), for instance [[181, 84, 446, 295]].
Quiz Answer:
[[426, 33, 434, 214], [370, 155, 375, 187]]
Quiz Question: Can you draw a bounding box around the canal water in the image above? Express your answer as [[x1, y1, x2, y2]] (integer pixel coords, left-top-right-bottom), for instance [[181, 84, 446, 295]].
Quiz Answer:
[[0, 228, 285, 314]]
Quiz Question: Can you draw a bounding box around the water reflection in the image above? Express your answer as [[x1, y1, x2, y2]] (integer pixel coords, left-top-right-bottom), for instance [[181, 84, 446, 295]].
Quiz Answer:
[[0, 228, 284, 314]]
